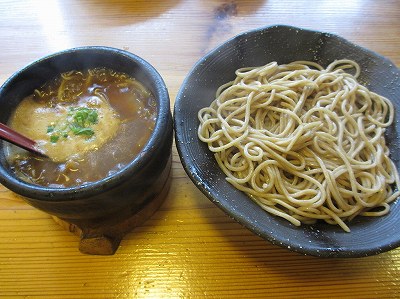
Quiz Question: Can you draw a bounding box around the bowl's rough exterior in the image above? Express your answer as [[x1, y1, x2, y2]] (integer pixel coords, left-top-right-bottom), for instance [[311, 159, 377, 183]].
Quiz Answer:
[[174, 25, 400, 257], [0, 47, 173, 224]]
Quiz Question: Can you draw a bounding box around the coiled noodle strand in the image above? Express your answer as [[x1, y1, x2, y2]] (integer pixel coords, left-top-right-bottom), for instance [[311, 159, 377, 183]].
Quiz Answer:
[[198, 60, 400, 232]]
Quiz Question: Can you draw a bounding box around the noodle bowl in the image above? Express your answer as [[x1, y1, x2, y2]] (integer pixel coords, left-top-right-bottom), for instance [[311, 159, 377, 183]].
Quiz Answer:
[[198, 59, 400, 232]]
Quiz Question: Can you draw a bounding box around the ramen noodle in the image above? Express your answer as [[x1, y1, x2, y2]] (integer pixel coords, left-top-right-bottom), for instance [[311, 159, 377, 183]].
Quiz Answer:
[[198, 59, 400, 232]]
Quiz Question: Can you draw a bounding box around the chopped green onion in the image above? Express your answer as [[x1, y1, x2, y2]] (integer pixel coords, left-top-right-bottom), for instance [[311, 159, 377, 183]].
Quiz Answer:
[[47, 107, 99, 143], [47, 125, 55, 133], [69, 124, 95, 136], [50, 135, 60, 143]]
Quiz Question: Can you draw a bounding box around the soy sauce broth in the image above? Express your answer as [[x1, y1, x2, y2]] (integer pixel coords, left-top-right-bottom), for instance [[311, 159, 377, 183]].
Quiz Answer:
[[5, 68, 157, 188]]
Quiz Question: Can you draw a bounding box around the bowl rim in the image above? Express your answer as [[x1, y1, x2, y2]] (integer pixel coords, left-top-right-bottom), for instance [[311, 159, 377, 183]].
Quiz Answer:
[[174, 24, 400, 258], [0, 46, 170, 201]]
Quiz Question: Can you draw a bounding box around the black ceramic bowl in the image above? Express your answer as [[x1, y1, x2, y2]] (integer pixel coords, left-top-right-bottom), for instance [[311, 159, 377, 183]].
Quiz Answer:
[[0, 46, 173, 225], [174, 25, 400, 258]]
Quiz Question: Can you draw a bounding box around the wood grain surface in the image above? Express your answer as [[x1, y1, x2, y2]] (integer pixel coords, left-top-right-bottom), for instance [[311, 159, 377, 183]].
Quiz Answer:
[[1, 0, 400, 298]]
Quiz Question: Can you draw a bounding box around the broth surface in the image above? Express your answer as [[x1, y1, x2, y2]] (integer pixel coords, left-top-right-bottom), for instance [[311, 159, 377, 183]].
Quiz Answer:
[[6, 68, 157, 188]]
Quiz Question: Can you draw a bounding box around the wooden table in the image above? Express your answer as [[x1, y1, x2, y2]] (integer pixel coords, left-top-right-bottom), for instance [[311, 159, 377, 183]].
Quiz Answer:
[[1, 0, 400, 298]]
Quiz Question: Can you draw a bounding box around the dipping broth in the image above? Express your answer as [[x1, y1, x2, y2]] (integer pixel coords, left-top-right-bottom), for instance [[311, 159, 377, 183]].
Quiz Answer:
[[5, 68, 157, 188]]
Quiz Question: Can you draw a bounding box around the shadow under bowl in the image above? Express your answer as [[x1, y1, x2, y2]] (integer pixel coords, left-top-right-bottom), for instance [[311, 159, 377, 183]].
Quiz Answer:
[[174, 25, 400, 258]]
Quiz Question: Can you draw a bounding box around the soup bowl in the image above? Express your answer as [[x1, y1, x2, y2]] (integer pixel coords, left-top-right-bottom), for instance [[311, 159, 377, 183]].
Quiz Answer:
[[0, 46, 173, 254]]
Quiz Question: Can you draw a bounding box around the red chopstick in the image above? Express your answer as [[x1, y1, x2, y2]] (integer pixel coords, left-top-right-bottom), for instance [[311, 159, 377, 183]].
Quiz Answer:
[[0, 123, 48, 157]]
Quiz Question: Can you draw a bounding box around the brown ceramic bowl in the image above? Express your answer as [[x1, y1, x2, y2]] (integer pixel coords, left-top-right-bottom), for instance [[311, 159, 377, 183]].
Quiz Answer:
[[0, 47, 173, 253]]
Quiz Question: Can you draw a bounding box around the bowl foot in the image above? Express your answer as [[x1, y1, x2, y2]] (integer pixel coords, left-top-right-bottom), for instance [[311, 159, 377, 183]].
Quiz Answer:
[[52, 162, 172, 255]]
